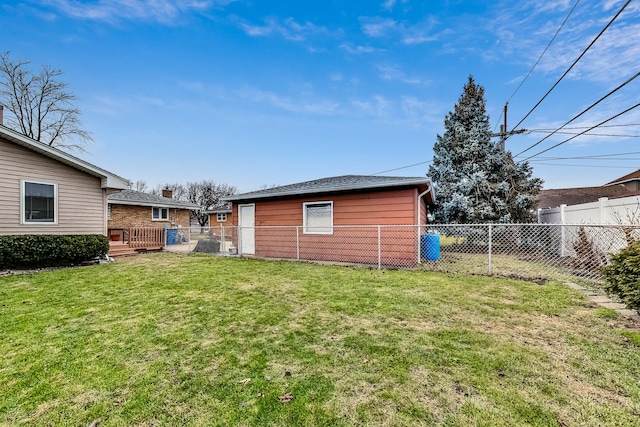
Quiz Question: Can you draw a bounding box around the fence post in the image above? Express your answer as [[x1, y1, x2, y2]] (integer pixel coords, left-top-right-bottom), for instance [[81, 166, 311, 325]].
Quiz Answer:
[[488, 224, 493, 276], [560, 204, 567, 257], [296, 226, 300, 260], [378, 225, 381, 270], [220, 225, 225, 254], [417, 224, 421, 265]]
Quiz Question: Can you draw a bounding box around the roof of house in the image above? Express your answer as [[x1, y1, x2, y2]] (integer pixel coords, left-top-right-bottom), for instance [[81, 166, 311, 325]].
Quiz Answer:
[[604, 169, 640, 186], [205, 203, 232, 214], [0, 124, 130, 190], [224, 175, 435, 203], [108, 190, 200, 209], [537, 185, 640, 209]]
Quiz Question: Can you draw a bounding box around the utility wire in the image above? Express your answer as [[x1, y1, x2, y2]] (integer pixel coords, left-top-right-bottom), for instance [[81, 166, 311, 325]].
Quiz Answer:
[[533, 151, 640, 160], [371, 160, 432, 175], [530, 123, 640, 130], [514, 70, 640, 157], [526, 130, 640, 137], [511, 0, 632, 131], [529, 162, 638, 168], [493, 0, 580, 132], [522, 102, 640, 161]]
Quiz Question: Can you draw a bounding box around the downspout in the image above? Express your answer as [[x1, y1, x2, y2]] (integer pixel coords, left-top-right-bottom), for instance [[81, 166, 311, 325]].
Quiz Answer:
[[417, 183, 433, 265]]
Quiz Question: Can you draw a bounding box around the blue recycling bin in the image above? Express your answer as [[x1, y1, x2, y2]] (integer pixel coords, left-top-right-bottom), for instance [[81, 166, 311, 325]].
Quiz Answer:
[[421, 234, 440, 261], [166, 229, 178, 245]]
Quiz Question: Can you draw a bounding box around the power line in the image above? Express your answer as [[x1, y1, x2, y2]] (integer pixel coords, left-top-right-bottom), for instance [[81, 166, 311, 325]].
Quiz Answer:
[[493, 0, 580, 132], [513, 70, 640, 157], [531, 123, 640, 130], [526, 130, 640, 138], [529, 162, 639, 169], [371, 160, 432, 175], [522, 102, 640, 161], [511, 0, 632, 131], [532, 151, 640, 162]]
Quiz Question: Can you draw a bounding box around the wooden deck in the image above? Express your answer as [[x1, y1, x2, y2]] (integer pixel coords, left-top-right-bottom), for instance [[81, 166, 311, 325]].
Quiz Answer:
[[108, 227, 165, 258]]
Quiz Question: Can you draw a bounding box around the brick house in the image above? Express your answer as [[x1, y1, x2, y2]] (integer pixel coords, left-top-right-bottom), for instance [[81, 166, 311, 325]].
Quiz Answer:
[[107, 189, 198, 230]]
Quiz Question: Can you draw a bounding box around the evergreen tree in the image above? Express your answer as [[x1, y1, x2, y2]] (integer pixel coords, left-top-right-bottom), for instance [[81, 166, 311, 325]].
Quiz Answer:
[[427, 76, 542, 223]]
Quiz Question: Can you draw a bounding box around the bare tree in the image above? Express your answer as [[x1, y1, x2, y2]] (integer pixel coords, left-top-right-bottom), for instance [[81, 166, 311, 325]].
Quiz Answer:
[[130, 180, 149, 193], [0, 51, 93, 151], [152, 183, 188, 201], [186, 181, 237, 228]]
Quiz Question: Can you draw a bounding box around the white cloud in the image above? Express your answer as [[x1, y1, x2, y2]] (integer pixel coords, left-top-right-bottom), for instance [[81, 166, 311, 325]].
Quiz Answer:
[[37, 0, 232, 24], [339, 44, 378, 54], [235, 86, 340, 115], [377, 64, 429, 85], [234, 16, 330, 42], [360, 17, 397, 37]]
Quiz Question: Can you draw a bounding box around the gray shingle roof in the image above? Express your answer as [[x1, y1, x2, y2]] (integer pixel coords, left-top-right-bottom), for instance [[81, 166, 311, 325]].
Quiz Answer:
[[204, 203, 232, 214], [224, 175, 433, 202], [108, 190, 199, 209]]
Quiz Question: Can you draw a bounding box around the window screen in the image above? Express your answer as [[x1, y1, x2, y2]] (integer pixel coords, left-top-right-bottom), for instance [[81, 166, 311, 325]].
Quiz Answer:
[[304, 202, 333, 234], [24, 182, 55, 223]]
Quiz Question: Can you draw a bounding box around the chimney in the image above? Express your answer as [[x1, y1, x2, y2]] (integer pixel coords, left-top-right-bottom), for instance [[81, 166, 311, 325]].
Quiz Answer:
[[162, 187, 173, 199]]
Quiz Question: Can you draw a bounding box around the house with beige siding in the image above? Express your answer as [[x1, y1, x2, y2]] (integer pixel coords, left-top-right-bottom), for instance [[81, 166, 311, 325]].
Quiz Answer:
[[0, 125, 129, 237]]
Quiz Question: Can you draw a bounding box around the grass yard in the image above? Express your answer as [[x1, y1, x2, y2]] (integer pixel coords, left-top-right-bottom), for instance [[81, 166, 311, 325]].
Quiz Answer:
[[1, 253, 640, 426]]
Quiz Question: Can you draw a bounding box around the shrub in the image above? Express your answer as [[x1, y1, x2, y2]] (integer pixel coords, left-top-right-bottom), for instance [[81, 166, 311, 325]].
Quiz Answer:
[[602, 240, 640, 313], [0, 234, 109, 270]]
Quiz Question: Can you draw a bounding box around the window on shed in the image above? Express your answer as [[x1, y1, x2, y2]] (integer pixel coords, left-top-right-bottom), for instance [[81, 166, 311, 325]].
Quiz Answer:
[[303, 201, 333, 234], [152, 207, 169, 220], [216, 213, 227, 222], [23, 181, 56, 224]]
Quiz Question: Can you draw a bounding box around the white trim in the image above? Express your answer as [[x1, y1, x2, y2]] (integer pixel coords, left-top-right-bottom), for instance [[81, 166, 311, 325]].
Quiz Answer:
[[20, 179, 58, 225], [151, 206, 169, 221], [303, 201, 333, 235], [216, 213, 227, 222]]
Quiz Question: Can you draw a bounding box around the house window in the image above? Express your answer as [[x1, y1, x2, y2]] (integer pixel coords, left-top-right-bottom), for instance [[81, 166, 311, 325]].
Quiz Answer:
[[152, 207, 169, 221], [216, 213, 227, 222], [303, 201, 333, 234], [22, 180, 57, 224], [107, 204, 112, 220]]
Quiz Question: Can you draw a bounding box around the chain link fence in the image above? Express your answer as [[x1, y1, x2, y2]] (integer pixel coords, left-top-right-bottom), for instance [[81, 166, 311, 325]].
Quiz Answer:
[[164, 223, 640, 284]]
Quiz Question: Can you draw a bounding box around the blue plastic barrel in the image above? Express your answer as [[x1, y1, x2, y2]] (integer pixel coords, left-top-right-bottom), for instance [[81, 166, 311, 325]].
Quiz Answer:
[[166, 229, 178, 245], [421, 234, 440, 261]]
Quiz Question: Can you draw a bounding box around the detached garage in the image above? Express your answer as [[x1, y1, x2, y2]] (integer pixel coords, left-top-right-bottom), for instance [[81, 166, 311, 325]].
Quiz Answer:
[[223, 175, 435, 267]]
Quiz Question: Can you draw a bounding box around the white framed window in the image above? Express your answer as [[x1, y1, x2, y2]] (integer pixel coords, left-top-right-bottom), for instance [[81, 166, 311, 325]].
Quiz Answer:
[[107, 204, 112, 220], [152, 207, 169, 221], [21, 180, 57, 224], [216, 213, 227, 222], [303, 201, 333, 234]]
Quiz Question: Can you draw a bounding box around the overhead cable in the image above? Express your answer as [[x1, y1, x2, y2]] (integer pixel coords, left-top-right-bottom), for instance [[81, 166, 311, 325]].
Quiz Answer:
[[514, 70, 640, 157], [511, 0, 632, 131], [522, 102, 640, 161], [493, 0, 580, 131]]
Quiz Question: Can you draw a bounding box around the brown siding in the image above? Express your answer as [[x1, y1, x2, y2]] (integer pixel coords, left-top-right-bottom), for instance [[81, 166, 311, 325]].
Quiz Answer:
[[108, 205, 191, 229], [232, 188, 420, 227], [231, 188, 423, 265], [208, 212, 233, 226], [0, 138, 106, 235]]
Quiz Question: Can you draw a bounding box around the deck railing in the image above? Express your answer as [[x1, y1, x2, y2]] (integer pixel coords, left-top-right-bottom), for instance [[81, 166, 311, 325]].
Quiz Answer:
[[109, 227, 165, 249]]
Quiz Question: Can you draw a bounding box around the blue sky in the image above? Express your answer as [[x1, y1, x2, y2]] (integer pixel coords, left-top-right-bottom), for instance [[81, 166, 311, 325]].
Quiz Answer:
[[1, 0, 639, 192]]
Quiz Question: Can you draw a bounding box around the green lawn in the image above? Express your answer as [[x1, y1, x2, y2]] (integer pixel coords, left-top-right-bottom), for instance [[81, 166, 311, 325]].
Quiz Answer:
[[1, 253, 639, 426]]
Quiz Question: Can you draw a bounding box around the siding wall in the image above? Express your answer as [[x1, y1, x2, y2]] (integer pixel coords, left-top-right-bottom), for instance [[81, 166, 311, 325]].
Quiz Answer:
[[0, 138, 106, 235], [231, 188, 424, 265], [108, 205, 191, 229], [208, 212, 233, 227]]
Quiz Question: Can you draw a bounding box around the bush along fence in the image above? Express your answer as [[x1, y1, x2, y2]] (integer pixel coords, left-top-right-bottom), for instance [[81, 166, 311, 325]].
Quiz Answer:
[[165, 224, 640, 282]]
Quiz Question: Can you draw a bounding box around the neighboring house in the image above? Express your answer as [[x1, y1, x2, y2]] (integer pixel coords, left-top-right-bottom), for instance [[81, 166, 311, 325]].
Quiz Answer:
[[223, 175, 435, 265], [206, 203, 233, 227], [107, 189, 198, 230], [537, 170, 640, 224], [537, 169, 640, 210], [0, 124, 129, 237]]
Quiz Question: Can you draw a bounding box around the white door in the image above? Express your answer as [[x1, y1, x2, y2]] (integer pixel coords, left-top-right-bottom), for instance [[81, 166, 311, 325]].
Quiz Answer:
[[238, 204, 255, 255]]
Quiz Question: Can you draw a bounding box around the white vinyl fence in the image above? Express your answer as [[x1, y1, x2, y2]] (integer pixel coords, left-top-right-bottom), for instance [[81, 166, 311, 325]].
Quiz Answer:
[[538, 195, 640, 225]]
